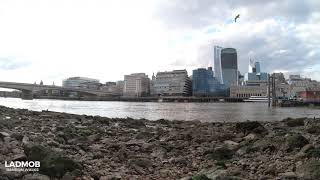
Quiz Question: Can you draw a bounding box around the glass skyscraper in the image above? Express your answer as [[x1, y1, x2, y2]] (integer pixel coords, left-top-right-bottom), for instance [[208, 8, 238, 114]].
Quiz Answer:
[[214, 46, 223, 84], [221, 48, 238, 87], [214, 46, 238, 88], [244, 60, 268, 83], [192, 67, 226, 96]]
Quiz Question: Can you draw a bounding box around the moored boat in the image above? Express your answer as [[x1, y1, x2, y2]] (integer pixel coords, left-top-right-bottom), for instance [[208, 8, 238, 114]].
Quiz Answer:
[[244, 96, 271, 102]]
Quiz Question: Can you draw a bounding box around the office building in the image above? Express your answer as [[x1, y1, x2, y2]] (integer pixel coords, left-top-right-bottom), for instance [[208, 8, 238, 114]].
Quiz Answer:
[[116, 81, 125, 96], [214, 46, 223, 84], [123, 73, 150, 97], [151, 70, 192, 96], [288, 75, 320, 98], [192, 67, 225, 96], [273, 73, 286, 84], [230, 85, 268, 98], [298, 87, 320, 103], [214, 46, 238, 87], [62, 77, 101, 89], [244, 59, 268, 83], [100, 82, 116, 92]]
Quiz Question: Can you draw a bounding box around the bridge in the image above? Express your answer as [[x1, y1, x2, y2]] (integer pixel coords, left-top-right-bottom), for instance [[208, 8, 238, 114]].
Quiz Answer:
[[0, 81, 114, 100]]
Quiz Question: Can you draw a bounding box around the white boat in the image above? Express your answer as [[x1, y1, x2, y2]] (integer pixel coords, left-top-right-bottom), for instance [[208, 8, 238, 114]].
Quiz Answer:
[[244, 96, 271, 102]]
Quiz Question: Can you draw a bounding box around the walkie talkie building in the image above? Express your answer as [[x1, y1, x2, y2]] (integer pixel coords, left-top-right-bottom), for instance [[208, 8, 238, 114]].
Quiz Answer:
[[214, 46, 238, 88], [221, 48, 238, 87]]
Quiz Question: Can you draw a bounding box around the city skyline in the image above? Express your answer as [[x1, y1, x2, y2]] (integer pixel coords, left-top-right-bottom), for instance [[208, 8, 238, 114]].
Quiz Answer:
[[0, 0, 319, 86]]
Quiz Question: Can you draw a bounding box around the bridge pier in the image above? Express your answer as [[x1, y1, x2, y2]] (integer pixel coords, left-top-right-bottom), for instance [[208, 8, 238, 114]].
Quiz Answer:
[[21, 90, 33, 100]]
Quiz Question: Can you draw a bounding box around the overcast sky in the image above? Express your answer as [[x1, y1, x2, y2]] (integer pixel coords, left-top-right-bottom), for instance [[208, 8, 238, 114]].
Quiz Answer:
[[0, 0, 319, 85]]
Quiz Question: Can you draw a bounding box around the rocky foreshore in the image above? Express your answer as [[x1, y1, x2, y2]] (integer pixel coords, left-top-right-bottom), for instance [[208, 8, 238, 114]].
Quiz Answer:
[[0, 105, 320, 180]]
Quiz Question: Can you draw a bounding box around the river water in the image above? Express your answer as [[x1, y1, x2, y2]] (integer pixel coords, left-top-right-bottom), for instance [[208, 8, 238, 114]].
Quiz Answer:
[[0, 97, 319, 122]]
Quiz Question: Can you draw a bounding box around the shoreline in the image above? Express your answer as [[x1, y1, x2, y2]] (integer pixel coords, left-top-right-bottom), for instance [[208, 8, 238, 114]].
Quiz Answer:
[[1, 95, 246, 103], [1, 105, 320, 179], [1, 96, 318, 108]]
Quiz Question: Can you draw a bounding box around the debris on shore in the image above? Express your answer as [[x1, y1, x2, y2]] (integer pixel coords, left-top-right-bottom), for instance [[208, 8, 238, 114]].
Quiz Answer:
[[0, 105, 320, 179]]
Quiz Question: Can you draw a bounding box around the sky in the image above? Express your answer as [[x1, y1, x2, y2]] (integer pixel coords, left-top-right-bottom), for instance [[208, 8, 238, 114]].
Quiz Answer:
[[0, 0, 319, 86]]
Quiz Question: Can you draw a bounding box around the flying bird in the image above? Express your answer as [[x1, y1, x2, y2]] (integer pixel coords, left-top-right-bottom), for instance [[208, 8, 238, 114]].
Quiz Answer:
[[234, 14, 240, 22]]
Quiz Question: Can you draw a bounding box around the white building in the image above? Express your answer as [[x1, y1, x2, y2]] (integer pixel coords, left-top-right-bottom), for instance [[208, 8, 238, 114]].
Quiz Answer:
[[62, 77, 101, 89], [123, 73, 150, 97], [151, 69, 192, 96], [288, 75, 320, 98], [214, 46, 223, 84]]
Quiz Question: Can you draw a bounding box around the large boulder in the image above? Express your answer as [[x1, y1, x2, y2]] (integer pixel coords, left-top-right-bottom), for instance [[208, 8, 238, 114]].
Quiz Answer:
[[24, 145, 82, 178], [192, 174, 211, 180], [235, 121, 267, 136], [296, 160, 320, 179], [282, 117, 305, 127], [306, 125, 320, 135], [286, 134, 309, 152], [204, 146, 234, 161]]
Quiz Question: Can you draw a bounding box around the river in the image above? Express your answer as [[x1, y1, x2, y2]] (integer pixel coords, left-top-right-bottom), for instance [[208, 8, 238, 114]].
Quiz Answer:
[[0, 97, 319, 122]]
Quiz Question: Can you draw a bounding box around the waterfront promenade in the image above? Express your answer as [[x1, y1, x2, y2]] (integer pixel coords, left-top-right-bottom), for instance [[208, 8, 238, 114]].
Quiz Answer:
[[1, 105, 320, 179]]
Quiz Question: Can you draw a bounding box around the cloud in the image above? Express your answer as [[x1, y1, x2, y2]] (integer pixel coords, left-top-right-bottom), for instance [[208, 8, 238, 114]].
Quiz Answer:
[[153, 0, 319, 29], [0, 57, 31, 70], [0, 0, 319, 84], [153, 0, 320, 80]]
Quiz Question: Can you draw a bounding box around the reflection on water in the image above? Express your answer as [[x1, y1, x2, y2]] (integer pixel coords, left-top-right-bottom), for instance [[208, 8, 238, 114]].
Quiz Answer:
[[0, 97, 319, 122]]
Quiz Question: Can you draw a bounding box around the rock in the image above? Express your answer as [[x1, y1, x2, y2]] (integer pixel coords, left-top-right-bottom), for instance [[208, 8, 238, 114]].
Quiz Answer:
[[286, 134, 309, 152], [243, 133, 257, 141], [123, 118, 146, 129], [236, 121, 267, 136], [129, 158, 153, 169], [201, 168, 230, 180], [300, 144, 314, 153], [12, 153, 27, 161], [179, 176, 192, 180], [61, 172, 76, 180], [22, 174, 50, 180], [87, 134, 101, 143], [306, 148, 320, 158], [306, 125, 320, 135], [22, 136, 29, 146], [296, 160, 320, 179], [99, 175, 122, 180], [47, 140, 60, 147], [3, 105, 320, 179], [135, 131, 154, 140], [168, 157, 189, 166], [236, 148, 247, 156], [223, 140, 240, 150], [3, 137, 11, 143], [24, 145, 82, 178], [264, 166, 277, 176], [151, 148, 167, 159], [0, 165, 25, 179], [191, 174, 211, 180], [278, 172, 297, 179], [282, 117, 305, 127], [205, 146, 234, 160], [11, 133, 24, 141], [0, 132, 10, 138]]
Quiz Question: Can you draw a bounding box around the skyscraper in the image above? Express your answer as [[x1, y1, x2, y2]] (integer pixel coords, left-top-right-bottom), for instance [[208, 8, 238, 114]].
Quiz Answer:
[[214, 46, 238, 87], [221, 48, 238, 87], [214, 46, 223, 84], [192, 67, 225, 96], [244, 59, 268, 84], [255, 62, 261, 73]]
